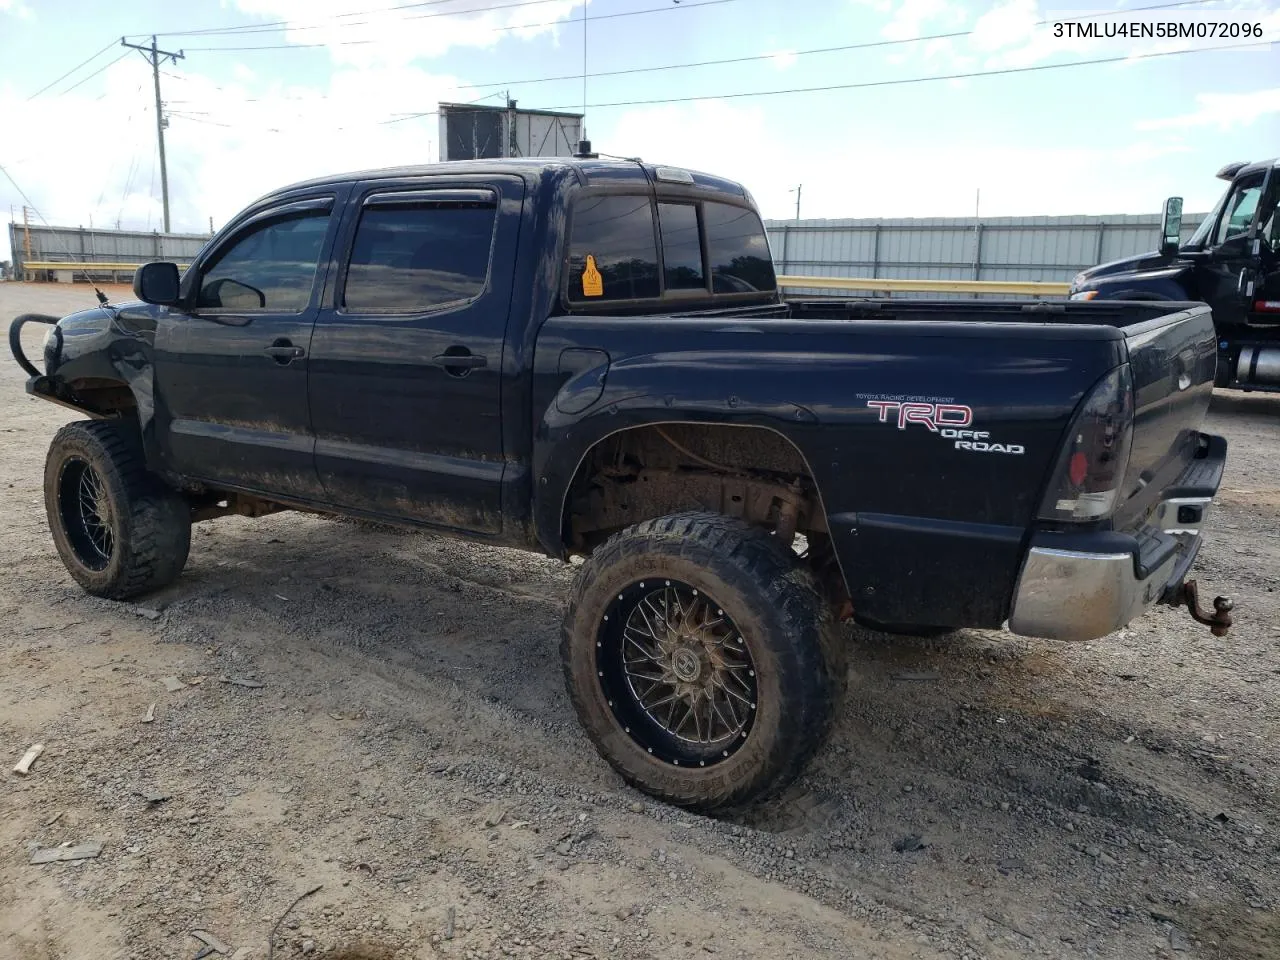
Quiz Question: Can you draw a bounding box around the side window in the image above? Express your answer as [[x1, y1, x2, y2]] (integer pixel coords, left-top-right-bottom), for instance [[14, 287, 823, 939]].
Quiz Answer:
[[343, 198, 497, 313], [197, 211, 329, 311], [1259, 183, 1280, 252], [566, 195, 660, 303], [658, 202, 705, 292], [1215, 179, 1262, 246], [703, 202, 777, 294]]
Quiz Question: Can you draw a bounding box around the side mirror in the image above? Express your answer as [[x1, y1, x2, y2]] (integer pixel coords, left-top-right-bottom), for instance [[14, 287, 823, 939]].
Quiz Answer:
[[133, 261, 181, 305], [200, 276, 266, 310], [1159, 197, 1183, 257]]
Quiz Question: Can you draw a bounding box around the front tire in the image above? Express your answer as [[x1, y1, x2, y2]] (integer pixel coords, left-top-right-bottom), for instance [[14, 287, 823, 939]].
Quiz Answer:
[[44, 420, 191, 599], [561, 512, 845, 813]]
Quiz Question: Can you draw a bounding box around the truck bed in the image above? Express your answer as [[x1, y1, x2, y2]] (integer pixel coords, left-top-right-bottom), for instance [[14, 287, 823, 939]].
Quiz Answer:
[[536, 297, 1217, 628]]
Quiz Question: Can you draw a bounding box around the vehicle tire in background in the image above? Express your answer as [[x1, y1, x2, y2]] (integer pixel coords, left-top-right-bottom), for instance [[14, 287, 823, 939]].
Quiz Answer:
[[44, 420, 191, 599], [561, 511, 846, 813]]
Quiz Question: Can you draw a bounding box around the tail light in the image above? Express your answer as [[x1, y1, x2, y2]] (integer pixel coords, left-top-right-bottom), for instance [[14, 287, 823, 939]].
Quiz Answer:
[[1038, 364, 1134, 523]]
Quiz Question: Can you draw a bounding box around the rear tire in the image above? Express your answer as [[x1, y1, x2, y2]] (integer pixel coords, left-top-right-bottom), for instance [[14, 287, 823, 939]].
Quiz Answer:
[[561, 512, 845, 813], [44, 420, 191, 599]]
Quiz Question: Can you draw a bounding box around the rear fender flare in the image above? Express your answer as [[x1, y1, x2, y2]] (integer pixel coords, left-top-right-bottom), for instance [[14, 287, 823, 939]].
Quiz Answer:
[[533, 404, 829, 560]]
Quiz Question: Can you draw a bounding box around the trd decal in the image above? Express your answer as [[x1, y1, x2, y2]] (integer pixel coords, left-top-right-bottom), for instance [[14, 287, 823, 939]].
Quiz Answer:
[[865, 401, 973, 431], [865, 401, 1024, 455]]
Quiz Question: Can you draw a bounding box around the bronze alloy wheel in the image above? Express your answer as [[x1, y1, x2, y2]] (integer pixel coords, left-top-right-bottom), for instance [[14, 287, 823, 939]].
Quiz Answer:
[[597, 579, 758, 767]]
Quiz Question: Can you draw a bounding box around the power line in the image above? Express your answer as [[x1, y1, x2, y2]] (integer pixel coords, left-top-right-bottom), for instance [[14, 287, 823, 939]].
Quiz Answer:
[[139, 0, 581, 39], [53, 51, 134, 97], [160, 31, 1269, 132], [528, 38, 1273, 113], [120, 37, 186, 233], [26, 39, 120, 99], [146, 0, 1237, 107], [148, 0, 1228, 42], [180, 0, 741, 51], [0, 160, 112, 300], [453, 0, 1236, 93], [166, 91, 507, 132]]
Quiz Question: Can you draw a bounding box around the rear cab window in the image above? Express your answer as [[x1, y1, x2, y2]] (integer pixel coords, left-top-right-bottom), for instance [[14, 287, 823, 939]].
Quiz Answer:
[[565, 188, 775, 308]]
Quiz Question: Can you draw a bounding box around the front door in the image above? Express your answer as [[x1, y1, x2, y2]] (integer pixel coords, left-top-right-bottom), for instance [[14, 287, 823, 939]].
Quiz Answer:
[[153, 194, 340, 498], [307, 177, 524, 533], [1201, 171, 1267, 328]]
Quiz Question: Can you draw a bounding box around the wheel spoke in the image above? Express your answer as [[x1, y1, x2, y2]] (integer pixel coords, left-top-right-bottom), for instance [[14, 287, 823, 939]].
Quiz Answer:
[[624, 666, 666, 684], [721, 665, 754, 692], [63, 461, 115, 566], [666, 697, 684, 735], [610, 580, 757, 761], [637, 597, 670, 644], [624, 631, 662, 663], [689, 695, 704, 743], [709, 695, 738, 736], [712, 673, 753, 708]]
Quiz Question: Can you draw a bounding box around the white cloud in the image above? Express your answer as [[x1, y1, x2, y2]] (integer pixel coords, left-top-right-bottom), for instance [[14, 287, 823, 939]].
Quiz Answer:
[[969, 0, 1056, 68], [859, 0, 1280, 75], [767, 50, 798, 70], [0, 0, 33, 19], [1137, 88, 1280, 132], [597, 97, 1224, 223], [602, 100, 787, 192], [0, 54, 474, 251], [880, 0, 962, 41], [230, 0, 585, 66]]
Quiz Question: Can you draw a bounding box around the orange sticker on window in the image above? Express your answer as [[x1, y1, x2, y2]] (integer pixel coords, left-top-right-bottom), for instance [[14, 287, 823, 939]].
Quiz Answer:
[[581, 254, 603, 297]]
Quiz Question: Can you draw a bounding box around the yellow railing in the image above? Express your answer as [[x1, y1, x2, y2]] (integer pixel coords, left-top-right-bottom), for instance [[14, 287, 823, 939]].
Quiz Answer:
[[18, 265, 1070, 298], [777, 275, 1071, 297], [21, 261, 151, 272]]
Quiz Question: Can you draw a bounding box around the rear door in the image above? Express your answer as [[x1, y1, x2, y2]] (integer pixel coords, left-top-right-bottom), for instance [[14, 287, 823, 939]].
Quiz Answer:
[[154, 194, 339, 497], [307, 176, 524, 532]]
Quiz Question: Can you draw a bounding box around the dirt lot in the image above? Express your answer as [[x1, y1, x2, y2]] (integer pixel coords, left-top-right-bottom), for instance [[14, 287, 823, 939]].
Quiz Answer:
[[1, 281, 1277, 960]]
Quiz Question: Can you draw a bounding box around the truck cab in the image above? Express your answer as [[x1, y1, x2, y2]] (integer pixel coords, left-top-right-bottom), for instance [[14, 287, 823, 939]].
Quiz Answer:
[[1069, 159, 1280, 391]]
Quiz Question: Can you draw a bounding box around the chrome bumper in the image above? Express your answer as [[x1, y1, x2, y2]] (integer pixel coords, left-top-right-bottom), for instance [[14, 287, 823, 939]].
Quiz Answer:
[[1009, 497, 1208, 643]]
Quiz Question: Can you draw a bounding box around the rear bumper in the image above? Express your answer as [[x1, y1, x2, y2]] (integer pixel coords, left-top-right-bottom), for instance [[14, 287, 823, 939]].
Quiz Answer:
[[1008, 433, 1225, 642]]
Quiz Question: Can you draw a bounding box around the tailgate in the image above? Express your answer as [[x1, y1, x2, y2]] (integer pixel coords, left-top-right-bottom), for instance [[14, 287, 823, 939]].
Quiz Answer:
[[1113, 303, 1218, 530]]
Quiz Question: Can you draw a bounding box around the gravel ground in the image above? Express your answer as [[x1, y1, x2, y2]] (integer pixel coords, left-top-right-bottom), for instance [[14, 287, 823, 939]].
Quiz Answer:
[[1, 282, 1277, 960]]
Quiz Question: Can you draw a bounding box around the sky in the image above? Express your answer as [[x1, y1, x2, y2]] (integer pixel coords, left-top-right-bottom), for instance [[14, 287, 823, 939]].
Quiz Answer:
[[0, 0, 1278, 263]]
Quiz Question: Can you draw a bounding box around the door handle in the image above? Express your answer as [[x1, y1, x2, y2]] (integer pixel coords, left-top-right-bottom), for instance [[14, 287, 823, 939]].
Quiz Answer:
[[432, 350, 487, 375], [263, 341, 305, 363]]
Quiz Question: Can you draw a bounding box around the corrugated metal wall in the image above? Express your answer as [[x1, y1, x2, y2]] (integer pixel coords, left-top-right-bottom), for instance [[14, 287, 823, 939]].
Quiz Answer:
[[765, 212, 1208, 297], [7, 223, 212, 280]]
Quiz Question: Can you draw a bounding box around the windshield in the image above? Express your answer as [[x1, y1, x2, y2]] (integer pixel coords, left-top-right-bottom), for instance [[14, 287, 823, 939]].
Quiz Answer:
[[1183, 184, 1230, 250]]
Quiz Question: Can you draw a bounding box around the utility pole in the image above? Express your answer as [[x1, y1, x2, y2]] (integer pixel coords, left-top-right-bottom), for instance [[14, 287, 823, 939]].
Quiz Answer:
[[506, 92, 519, 158], [791, 184, 802, 221], [121, 35, 185, 233]]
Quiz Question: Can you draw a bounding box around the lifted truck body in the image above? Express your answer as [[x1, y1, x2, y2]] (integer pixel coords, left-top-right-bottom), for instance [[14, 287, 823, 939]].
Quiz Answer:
[[15, 157, 1225, 639], [10, 157, 1231, 810]]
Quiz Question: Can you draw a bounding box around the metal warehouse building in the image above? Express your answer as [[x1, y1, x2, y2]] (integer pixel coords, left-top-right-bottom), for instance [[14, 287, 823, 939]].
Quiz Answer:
[[7, 210, 1209, 294], [764, 212, 1208, 296], [6, 223, 210, 283]]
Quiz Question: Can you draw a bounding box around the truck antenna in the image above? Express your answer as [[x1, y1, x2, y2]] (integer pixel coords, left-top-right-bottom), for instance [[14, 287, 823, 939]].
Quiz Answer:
[[576, 0, 591, 159], [0, 161, 112, 307]]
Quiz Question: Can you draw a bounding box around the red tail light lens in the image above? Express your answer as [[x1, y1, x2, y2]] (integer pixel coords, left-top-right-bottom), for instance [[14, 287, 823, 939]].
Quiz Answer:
[[1038, 364, 1135, 523]]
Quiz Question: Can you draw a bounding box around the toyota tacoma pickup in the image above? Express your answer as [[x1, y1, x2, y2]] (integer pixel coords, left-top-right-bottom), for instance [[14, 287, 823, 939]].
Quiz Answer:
[[10, 157, 1232, 812]]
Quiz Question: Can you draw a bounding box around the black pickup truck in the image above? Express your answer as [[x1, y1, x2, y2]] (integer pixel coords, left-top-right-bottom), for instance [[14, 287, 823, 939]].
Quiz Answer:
[[10, 157, 1232, 811]]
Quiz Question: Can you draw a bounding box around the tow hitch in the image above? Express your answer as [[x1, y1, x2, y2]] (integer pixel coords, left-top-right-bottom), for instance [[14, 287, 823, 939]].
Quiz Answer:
[[1166, 580, 1234, 637]]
